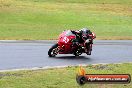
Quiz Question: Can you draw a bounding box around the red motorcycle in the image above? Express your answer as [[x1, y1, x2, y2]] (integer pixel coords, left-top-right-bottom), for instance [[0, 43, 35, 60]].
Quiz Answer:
[[48, 30, 96, 57]]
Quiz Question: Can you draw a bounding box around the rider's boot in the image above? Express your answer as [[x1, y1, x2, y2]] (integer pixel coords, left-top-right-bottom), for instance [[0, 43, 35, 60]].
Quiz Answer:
[[86, 50, 91, 55], [85, 44, 91, 55]]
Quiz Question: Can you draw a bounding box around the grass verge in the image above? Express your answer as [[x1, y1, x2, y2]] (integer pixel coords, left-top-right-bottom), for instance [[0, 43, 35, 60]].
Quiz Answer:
[[0, 63, 132, 88], [0, 0, 132, 40]]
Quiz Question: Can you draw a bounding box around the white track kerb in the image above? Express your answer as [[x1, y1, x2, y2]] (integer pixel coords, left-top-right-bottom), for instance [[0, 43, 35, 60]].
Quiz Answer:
[[1, 63, 132, 72]]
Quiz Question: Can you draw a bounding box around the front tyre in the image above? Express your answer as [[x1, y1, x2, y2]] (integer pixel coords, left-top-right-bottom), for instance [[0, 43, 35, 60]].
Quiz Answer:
[[48, 43, 59, 57]]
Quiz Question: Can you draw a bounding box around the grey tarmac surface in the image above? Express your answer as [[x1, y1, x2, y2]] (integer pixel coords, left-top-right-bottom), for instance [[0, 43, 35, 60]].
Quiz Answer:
[[0, 40, 132, 70]]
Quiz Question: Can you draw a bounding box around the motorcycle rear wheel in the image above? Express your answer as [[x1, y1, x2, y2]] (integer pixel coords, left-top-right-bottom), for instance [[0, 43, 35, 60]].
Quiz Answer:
[[74, 48, 82, 56], [48, 43, 58, 57]]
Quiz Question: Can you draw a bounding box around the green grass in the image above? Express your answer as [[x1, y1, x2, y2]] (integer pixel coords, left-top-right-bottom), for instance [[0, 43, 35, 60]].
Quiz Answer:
[[0, 63, 132, 88], [0, 0, 132, 40]]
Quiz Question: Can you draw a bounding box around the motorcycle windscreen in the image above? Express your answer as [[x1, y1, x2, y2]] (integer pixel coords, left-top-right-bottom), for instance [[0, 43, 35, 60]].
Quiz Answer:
[[58, 30, 76, 54], [58, 30, 76, 44]]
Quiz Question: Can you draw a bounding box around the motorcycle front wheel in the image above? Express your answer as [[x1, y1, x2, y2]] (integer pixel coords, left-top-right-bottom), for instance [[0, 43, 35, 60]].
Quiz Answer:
[[48, 43, 59, 57]]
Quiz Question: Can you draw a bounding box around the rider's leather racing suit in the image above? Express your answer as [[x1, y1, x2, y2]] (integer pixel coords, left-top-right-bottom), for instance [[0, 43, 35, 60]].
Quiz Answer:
[[71, 30, 93, 54]]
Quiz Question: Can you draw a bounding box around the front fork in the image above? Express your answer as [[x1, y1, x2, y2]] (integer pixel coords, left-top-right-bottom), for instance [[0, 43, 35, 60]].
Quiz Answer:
[[53, 47, 59, 55]]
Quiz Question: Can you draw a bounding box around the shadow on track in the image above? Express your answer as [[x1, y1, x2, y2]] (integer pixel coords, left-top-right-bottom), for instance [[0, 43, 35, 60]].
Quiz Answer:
[[53, 56, 91, 60]]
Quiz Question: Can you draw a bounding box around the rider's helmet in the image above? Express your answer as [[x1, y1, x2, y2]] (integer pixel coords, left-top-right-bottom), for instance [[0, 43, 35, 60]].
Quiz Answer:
[[79, 28, 92, 39], [79, 28, 91, 35]]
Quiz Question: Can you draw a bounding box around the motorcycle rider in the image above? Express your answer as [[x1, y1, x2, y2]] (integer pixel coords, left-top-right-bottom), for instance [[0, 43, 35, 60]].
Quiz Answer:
[[71, 28, 94, 55]]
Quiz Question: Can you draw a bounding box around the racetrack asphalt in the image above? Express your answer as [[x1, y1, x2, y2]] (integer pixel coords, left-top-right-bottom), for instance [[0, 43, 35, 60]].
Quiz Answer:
[[0, 40, 132, 70]]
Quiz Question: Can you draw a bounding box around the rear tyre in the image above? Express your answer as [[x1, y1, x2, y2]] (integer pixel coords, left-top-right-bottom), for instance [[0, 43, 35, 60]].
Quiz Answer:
[[48, 43, 58, 57], [74, 51, 80, 56], [74, 48, 82, 56]]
